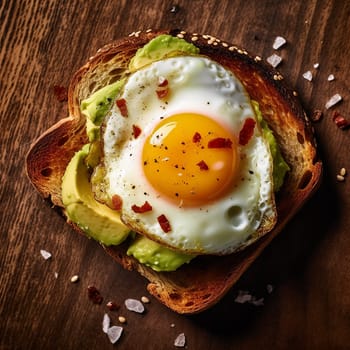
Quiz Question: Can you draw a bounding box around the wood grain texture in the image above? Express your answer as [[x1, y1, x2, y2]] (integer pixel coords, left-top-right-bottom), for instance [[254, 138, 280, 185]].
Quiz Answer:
[[1, 0, 350, 349]]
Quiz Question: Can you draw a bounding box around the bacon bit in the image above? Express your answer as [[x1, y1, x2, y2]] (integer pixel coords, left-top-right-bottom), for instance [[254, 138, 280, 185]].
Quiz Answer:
[[208, 137, 232, 149], [196, 160, 209, 170], [106, 301, 120, 311], [239, 118, 256, 145], [157, 214, 172, 233], [156, 78, 169, 99], [53, 85, 68, 102], [192, 132, 202, 143], [87, 285, 103, 304], [332, 111, 350, 129], [131, 201, 153, 213], [111, 194, 123, 210], [132, 124, 142, 138], [158, 77, 168, 87], [116, 98, 128, 117], [156, 88, 169, 99]]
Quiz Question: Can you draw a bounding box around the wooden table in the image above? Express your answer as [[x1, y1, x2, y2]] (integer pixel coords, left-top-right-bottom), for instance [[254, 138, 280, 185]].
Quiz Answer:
[[1, 1, 350, 349]]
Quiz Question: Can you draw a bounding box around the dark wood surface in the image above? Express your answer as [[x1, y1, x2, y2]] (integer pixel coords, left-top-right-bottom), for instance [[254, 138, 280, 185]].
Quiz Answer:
[[1, 1, 350, 349]]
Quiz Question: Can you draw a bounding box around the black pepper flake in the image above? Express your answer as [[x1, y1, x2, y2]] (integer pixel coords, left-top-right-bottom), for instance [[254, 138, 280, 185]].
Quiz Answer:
[[175, 193, 179, 197], [249, 170, 254, 174], [175, 164, 179, 168], [144, 161, 148, 166]]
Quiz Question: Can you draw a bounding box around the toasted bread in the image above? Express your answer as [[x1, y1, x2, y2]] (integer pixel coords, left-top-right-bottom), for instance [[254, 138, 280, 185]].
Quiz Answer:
[[26, 29, 322, 314]]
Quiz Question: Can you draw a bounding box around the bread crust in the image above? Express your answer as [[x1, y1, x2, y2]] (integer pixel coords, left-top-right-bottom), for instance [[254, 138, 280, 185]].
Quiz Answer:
[[26, 29, 322, 314]]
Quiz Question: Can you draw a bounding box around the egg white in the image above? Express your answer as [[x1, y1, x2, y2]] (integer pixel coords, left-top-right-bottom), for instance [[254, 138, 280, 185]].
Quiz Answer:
[[102, 56, 276, 255]]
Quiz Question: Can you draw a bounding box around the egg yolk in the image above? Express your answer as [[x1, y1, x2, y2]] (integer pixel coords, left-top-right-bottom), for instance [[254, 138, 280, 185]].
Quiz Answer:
[[142, 113, 238, 206]]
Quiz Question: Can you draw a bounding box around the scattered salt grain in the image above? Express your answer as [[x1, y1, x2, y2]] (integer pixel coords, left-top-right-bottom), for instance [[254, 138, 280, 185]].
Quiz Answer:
[[40, 249, 52, 260], [107, 326, 123, 344], [267, 53, 282, 68], [251, 297, 265, 306], [102, 313, 111, 334], [327, 74, 335, 81], [125, 298, 145, 313], [272, 36, 286, 50], [313, 62, 320, 69], [54, 272, 59, 279], [170, 323, 175, 328], [325, 93, 342, 109], [302, 70, 313, 81], [174, 333, 186, 347]]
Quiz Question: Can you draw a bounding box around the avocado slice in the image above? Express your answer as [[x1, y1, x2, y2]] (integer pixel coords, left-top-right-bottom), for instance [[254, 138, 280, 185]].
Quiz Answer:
[[62, 144, 130, 246], [127, 234, 195, 272], [129, 34, 200, 72]]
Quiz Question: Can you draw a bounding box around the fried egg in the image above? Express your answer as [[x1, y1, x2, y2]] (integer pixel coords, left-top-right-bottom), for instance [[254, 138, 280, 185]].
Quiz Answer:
[[102, 56, 276, 255]]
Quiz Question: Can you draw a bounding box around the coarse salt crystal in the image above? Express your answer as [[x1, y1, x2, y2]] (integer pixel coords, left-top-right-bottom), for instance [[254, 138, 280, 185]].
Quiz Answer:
[[54, 272, 58, 279], [302, 70, 313, 81], [266, 284, 274, 294], [272, 36, 286, 50], [234, 290, 253, 304], [325, 94, 342, 109], [125, 298, 145, 313], [102, 313, 110, 333], [327, 74, 335, 81], [267, 53, 282, 68], [107, 326, 123, 344], [234, 290, 265, 306], [174, 333, 186, 347], [40, 249, 52, 260]]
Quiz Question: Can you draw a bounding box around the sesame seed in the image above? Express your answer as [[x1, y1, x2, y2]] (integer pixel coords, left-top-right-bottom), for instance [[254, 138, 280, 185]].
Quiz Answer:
[[228, 46, 235, 51], [208, 39, 214, 45], [141, 296, 150, 303], [146, 28, 152, 33], [340, 167, 347, 176], [118, 316, 126, 324], [191, 36, 198, 41], [293, 91, 298, 96], [177, 33, 184, 39], [213, 41, 218, 46], [222, 42, 228, 47], [70, 275, 79, 283], [202, 34, 209, 39], [255, 56, 262, 61], [337, 175, 345, 182], [180, 30, 186, 34]]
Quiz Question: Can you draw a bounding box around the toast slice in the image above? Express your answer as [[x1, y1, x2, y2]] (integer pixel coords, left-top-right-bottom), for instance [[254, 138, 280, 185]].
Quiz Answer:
[[26, 29, 322, 314]]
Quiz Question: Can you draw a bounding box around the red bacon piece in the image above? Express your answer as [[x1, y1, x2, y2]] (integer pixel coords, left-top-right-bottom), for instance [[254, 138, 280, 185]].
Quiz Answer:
[[111, 195, 123, 210], [157, 214, 171, 233], [192, 132, 202, 143], [239, 118, 256, 146], [116, 98, 128, 117], [131, 201, 153, 213], [132, 124, 142, 138], [156, 88, 169, 99], [208, 137, 232, 149], [196, 160, 209, 170]]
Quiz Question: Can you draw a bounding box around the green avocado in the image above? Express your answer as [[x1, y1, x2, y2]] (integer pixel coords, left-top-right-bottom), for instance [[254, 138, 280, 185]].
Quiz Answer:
[[129, 34, 200, 72], [127, 235, 195, 272], [252, 100, 290, 191], [62, 144, 130, 246], [81, 79, 125, 141]]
